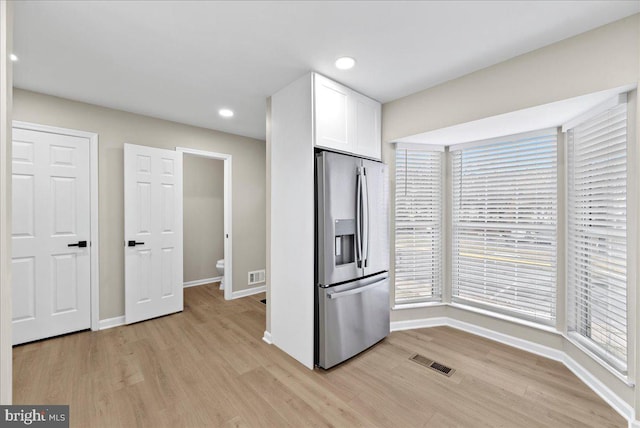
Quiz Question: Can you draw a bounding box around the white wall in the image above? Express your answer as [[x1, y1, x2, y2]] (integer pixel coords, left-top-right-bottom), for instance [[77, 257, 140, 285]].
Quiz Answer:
[[0, 0, 13, 405], [265, 97, 271, 334], [269, 74, 315, 368]]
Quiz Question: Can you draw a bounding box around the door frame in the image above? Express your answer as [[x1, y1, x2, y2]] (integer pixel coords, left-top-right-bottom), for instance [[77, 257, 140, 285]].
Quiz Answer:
[[12, 121, 100, 331], [176, 147, 233, 300]]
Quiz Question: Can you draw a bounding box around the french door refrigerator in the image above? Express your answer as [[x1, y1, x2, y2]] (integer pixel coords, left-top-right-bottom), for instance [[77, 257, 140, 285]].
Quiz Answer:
[[315, 150, 389, 369]]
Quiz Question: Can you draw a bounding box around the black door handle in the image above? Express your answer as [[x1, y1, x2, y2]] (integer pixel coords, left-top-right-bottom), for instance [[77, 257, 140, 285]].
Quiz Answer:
[[68, 241, 87, 248], [128, 240, 145, 247]]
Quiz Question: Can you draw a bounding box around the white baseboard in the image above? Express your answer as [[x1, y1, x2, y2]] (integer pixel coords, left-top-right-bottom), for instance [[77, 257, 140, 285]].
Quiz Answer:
[[446, 318, 566, 362], [98, 316, 125, 330], [231, 285, 266, 299], [184, 276, 222, 288], [562, 354, 635, 425], [263, 330, 272, 345], [391, 317, 636, 426]]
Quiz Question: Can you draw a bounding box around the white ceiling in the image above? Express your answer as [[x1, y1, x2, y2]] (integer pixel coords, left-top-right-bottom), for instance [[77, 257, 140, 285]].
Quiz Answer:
[[12, 1, 640, 140]]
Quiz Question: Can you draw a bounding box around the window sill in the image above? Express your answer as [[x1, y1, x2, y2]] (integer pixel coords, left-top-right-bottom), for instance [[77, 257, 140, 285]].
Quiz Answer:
[[447, 302, 560, 335], [392, 301, 446, 311], [392, 301, 560, 335]]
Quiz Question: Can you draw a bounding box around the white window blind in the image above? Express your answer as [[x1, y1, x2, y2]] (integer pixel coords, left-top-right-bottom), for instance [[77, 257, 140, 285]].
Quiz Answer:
[[395, 148, 442, 305], [567, 100, 628, 373], [451, 131, 557, 324]]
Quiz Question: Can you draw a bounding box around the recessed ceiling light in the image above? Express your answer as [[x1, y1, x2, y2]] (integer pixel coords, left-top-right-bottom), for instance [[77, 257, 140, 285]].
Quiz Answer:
[[9, 54, 18, 62], [335, 56, 356, 70], [219, 108, 234, 118]]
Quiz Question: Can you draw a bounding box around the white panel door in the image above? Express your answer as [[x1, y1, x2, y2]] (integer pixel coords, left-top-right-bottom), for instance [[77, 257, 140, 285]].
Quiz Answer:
[[12, 128, 91, 345], [124, 143, 183, 324]]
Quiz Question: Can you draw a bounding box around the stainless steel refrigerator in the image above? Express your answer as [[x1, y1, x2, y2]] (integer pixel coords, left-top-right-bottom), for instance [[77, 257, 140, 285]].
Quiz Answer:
[[315, 150, 390, 369]]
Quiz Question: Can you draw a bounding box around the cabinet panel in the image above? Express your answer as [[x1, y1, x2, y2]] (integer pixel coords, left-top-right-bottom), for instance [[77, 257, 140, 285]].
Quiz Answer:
[[314, 75, 350, 151], [354, 96, 381, 160], [313, 73, 381, 160]]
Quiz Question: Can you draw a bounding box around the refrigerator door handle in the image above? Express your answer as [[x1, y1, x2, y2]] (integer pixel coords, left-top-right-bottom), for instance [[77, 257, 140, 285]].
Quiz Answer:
[[327, 278, 387, 299], [355, 169, 363, 267], [363, 170, 370, 268]]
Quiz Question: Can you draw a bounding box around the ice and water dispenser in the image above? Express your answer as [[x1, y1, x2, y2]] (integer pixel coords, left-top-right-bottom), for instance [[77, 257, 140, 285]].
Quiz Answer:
[[334, 219, 355, 266]]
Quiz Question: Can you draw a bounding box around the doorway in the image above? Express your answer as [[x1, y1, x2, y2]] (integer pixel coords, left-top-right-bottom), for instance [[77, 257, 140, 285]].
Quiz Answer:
[[177, 147, 233, 299]]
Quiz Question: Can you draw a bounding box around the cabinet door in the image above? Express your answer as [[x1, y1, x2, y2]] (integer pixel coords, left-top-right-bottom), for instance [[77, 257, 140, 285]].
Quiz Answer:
[[314, 74, 351, 152], [354, 95, 381, 160]]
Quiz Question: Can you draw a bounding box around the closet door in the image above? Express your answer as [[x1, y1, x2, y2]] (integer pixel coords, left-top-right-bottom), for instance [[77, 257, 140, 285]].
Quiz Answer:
[[12, 127, 91, 344]]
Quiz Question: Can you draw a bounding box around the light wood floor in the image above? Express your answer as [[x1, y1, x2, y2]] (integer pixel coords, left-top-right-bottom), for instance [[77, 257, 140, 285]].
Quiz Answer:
[[14, 283, 625, 427]]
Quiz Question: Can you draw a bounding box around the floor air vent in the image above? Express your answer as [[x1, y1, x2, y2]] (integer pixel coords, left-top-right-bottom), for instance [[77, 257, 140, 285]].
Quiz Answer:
[[410, 354, 455, 377]]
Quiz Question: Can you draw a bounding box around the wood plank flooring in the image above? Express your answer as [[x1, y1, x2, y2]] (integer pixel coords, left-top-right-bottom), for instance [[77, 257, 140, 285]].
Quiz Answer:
[[13, 283, 625, 427]]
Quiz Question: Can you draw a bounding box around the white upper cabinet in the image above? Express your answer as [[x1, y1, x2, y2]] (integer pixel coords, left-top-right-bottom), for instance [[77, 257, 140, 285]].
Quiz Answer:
[[354, 95, 381, 160], [314, 75, 350, 151], [313, 74, 381, 160]]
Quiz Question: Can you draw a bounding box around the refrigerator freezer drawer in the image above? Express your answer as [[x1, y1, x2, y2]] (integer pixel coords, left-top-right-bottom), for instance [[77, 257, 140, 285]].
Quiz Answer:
[[317, 274, 390, 369]]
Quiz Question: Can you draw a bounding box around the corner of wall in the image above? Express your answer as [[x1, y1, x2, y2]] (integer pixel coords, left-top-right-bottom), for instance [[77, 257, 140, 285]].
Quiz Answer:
[[0, 0, 13, 405], [265, 96, 271, 333]]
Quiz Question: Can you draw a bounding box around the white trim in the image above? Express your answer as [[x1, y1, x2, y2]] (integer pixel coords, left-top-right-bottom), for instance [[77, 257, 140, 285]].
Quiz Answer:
[[393, 142, 445, 152], [625, 91, 638, 391], [562, 128, 570, 339], [390, 317, 563, 359], [225, 157, 233, 300], [448, 302, 559, 334], [12, 121, 101, 331], [262, 330, 273, 345], [391, 301, 446, 311], [98, 316, 125, 330], [452, 318, 635, 423], [90, 135, 99, 331], [11, 121, 97, 139], [562, 353, 635, 425], [175, 147, 228, 159], [562, 93, 627, 132], [390, 317, 448, 332], [231, 285, 266, 300], [392, 301, 559, 333], [566, 331, 632, 386], [449, 127, 557, 151], [0, 3, 12, 404], [390, 317, 635, 425], [176, 147, 233, 301], [183, 276, 222, 288], [447, 317, 565, 361]]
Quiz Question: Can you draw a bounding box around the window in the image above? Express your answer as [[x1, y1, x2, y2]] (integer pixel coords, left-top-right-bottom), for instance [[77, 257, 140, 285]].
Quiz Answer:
[[567, 98, 628, 373], [394, 147, 442, 305], [451, 130, 558, 324]]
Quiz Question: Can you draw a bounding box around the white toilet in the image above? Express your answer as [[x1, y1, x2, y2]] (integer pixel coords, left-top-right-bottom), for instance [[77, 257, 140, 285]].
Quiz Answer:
[[216, 259, 225, 290]]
